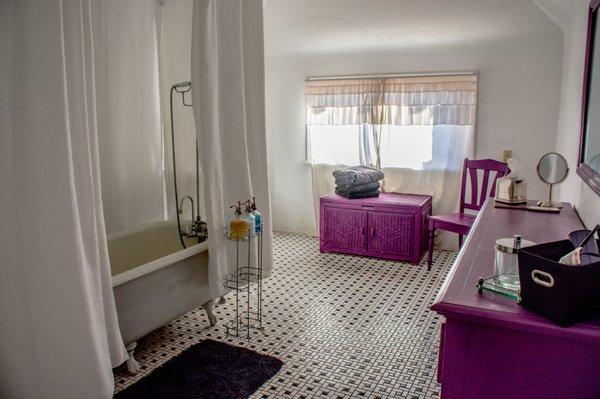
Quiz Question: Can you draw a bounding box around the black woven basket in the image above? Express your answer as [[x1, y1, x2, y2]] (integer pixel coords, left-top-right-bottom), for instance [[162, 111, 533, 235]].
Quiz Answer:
[[518, 239, 600, 327]]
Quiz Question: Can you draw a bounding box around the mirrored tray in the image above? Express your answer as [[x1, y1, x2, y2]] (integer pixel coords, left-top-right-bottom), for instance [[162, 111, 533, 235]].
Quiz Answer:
[[477, 275, 521, 302]]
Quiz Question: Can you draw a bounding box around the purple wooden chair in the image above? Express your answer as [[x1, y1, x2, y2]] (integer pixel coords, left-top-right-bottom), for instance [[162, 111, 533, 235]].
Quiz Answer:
[[426, 158, 508, 270]]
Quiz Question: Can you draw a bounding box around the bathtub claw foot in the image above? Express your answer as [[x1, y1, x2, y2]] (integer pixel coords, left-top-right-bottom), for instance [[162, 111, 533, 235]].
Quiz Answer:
[[202, 300, 217, 326], [125, 342, 141, 375], [218, 296, 226, 304]]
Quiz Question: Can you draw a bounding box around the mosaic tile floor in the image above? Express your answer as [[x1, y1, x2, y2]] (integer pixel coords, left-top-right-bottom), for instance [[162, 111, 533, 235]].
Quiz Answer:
[[114, 233, 455, 398]]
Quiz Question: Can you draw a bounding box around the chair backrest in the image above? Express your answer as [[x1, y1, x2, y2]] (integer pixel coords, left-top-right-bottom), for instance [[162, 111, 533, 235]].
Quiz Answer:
[[459, 158, 509, 213]]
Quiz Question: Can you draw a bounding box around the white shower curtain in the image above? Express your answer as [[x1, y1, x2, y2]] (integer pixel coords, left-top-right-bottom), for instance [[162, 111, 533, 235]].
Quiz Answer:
[[191, 0, 273, 298], [0, 0, 127, 398], [93, 0, 167, 233]]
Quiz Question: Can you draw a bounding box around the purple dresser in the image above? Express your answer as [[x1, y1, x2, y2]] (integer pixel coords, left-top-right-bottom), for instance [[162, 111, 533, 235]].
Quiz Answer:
[[432, 198, 600, 399], [319, 193, 432, 264]]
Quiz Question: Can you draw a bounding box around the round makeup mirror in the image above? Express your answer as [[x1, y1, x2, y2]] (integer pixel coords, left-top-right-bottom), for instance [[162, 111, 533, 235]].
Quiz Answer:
[[536, 152, 569, 209], [537, 152, 569, 185]]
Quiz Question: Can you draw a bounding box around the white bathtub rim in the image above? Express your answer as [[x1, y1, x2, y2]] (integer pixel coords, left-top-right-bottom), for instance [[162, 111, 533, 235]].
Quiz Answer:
[[107, 220, 182, 241], [112, 241, 208, 287]]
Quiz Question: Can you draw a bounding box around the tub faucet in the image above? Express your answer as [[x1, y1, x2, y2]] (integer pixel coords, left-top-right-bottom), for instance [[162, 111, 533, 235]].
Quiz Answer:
[[178, 195, 207, 242], [178, 195, 195, 235]]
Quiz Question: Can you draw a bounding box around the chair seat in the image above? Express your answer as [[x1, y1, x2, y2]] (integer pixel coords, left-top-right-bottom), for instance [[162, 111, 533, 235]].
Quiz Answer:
[[429, 213, 475, 235]]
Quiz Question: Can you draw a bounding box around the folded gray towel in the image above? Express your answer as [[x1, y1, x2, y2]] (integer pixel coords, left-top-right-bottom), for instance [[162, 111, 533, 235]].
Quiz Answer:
[[333, 166, 384, 186], [335, 181, 380, 194], [335, 189, 381, 199]]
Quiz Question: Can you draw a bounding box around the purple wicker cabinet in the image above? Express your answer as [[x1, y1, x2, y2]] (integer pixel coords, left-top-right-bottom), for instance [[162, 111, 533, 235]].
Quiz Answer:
[[320, 193, 432, 264]]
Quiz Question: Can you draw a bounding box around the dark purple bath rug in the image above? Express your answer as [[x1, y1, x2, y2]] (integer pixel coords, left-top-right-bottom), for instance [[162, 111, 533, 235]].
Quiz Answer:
[[114, 339, 283, 399]]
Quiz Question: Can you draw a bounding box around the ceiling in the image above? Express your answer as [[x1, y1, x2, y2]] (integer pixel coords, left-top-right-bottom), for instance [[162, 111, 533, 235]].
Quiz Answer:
[[264, 0, 563, 57], [533, 0, 583, 31]]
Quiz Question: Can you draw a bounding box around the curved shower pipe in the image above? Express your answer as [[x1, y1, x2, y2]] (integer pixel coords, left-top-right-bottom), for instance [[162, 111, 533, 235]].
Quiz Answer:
[[170, 81, 200, 249]]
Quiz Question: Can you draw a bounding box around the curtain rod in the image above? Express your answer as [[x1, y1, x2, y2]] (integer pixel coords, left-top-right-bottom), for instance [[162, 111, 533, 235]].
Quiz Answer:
[[305, 71, 478, 82]]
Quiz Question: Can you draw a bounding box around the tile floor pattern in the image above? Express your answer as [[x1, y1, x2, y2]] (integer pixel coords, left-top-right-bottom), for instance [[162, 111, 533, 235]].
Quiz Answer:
[[114, 233, 456, 398]]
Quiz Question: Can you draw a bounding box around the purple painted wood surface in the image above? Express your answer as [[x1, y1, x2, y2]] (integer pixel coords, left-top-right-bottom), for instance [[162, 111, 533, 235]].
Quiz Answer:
[[459, 158, 508, 213], [440, 319, 600, 399], [432, 198, 600, 399], [320, 193, 432, 264]]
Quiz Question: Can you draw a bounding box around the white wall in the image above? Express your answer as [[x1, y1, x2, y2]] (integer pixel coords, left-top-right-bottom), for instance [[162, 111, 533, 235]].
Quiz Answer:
[[265, 2, 564, 235], [553, 0, 600, 227]]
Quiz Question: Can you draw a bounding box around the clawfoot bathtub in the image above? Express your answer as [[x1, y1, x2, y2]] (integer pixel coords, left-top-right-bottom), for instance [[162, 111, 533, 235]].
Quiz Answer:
[[108, 220, 216, 374]]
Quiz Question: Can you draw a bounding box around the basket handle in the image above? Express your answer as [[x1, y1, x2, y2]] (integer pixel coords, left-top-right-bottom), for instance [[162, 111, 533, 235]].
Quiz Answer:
[[531, 270, 554, 288]]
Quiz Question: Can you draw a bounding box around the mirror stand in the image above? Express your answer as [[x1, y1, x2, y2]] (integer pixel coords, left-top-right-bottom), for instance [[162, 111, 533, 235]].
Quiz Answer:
[[537, 183, 563, 209]]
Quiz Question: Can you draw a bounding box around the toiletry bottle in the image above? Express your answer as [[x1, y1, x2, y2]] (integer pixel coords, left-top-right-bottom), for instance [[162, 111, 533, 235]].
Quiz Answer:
[[244, 200, 256, 237], [235, 202, 248, 239], [229, 202, 248, 239], [251, 196, 262, 234], [228, 203, 239, 239]]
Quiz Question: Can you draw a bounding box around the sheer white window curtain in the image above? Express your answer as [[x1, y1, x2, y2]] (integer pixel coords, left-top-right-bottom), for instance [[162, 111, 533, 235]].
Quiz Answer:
[[307, 74, 477, 249]]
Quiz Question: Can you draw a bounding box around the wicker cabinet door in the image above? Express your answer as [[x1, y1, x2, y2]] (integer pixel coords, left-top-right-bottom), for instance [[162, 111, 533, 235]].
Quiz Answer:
[[367, 211, 415, 257], [322, 207, 368, 251]]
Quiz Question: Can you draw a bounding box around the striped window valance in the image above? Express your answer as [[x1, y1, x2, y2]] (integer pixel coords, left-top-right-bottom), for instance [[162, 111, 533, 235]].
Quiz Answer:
[[305, 73, 478, 126]]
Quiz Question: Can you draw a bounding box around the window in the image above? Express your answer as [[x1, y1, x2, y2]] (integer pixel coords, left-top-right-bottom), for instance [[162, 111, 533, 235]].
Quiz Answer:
[[307, 124, 376, 166], [305, 74, 477, 172]]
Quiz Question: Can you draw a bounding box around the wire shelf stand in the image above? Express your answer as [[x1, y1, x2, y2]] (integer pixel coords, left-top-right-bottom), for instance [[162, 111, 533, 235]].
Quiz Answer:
[[223, 223, 265, 339]]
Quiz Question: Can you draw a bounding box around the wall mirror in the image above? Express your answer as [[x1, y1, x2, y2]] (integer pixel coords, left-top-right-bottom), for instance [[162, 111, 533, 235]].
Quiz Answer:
[[580, 0, 600, 195]]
